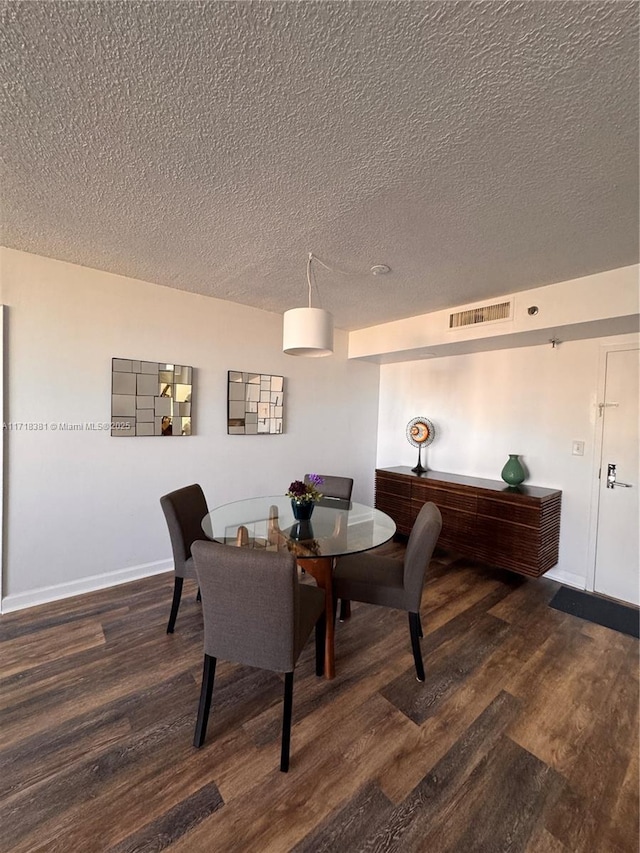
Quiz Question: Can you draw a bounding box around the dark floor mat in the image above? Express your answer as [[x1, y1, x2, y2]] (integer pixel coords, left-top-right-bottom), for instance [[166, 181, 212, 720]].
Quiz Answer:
[[549, 586, 639, 639]]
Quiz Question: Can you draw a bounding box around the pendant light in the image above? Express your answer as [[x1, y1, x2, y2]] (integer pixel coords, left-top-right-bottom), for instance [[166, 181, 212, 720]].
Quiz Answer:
[[283, 253, 334, 357]]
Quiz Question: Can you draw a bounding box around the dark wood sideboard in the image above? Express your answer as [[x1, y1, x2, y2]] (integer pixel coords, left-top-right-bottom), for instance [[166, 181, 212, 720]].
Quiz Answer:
[[375, 467, 562, 578]]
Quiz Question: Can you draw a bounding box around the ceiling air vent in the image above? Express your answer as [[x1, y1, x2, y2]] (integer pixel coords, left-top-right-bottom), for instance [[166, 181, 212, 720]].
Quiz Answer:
[[449, 300, 512, 329]]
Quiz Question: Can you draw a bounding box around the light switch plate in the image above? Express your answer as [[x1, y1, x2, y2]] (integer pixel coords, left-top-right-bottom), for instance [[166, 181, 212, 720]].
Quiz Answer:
[[572, 440, 585, 456]]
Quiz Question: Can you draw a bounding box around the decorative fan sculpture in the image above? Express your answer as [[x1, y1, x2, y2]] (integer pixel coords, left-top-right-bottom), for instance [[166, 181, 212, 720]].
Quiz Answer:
[[406, 417, 436, 474]]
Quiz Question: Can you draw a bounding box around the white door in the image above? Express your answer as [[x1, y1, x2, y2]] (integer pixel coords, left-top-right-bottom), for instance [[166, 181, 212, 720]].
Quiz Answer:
[[594, 347, 639, 605]]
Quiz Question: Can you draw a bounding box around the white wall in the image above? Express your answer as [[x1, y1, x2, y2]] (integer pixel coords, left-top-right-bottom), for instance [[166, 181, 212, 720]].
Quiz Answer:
[[377, 333, 639, 588], [0, 248, 380, 611]]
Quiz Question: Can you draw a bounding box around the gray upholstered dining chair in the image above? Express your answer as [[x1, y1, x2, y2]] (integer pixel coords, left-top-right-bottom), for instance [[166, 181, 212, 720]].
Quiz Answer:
[[160, 483, 209, 634], [333, 501, 442, 682], [191, 541, 326, 772], [305, 473, 354, 502]]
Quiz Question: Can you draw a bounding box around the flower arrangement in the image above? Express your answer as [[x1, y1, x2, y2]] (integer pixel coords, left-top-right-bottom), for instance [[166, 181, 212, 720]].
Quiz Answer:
[[286, 474, 324, 504]]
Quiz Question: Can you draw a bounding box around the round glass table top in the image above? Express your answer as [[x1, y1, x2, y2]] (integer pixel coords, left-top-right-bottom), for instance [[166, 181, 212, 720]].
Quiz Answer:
[[202, 495, 396, 560]]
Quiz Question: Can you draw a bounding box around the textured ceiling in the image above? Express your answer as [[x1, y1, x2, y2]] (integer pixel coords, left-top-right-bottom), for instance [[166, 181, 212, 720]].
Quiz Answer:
[[1, 1, 638, 331]]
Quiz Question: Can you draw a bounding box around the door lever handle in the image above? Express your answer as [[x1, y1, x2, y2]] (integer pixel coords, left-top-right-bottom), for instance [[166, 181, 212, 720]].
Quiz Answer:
[[606, 463, 634, 488], [607, 464, 633, 488]]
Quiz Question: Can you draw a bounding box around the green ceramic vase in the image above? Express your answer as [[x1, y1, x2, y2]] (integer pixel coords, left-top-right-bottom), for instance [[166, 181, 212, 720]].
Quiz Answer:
[[501, 454, 525, 486]]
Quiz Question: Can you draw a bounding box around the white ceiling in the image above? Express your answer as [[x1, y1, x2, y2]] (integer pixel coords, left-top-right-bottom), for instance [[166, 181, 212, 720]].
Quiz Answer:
[[1, 1, 638, 331]]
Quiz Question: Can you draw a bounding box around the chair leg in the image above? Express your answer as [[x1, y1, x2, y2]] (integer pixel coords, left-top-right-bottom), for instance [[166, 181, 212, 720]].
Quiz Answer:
[[339, 599, 351, 621], [280, 672, 294, 772], [418, 613, 423, 638], [408, 612, 425, 682], [196, 587, 201, 603], [193, 654, 216, 747], [315, 613, 326, 677], [166, 576, 184, 634]]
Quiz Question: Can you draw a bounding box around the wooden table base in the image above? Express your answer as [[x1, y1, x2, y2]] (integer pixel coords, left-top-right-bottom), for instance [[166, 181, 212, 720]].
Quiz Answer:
[[297, 557, 335, 679]]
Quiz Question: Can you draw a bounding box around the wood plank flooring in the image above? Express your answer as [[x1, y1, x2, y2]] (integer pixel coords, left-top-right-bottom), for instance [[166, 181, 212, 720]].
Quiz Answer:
[[1, 544, 638, 852]]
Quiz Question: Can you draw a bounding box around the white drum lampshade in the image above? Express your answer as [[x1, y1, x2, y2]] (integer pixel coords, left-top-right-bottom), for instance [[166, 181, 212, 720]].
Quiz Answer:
[[283, 306, 333, 357]]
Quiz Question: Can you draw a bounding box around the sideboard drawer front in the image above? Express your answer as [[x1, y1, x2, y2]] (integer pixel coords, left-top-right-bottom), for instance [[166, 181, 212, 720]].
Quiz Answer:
[[412, 480, 477, 514], [375, 493, 412, 535], [376, 472, 412, 500], [477, 522, 541, 570], [429, 506, 477, 549], [477, 495, 542, 528]]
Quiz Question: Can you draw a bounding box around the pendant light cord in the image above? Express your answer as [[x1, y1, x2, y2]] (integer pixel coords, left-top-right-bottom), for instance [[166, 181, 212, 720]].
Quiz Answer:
[[306, 253, 314, 309], [306, 252, 352, 309]]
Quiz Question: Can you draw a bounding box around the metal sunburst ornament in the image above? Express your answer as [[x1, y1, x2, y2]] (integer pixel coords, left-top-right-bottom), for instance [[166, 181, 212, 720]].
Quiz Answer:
[[406, 417, 436, 474]]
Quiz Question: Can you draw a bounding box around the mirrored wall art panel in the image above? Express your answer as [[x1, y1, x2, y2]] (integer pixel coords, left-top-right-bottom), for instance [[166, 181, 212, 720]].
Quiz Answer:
[[111, 359, 194, 436], [228, 371, 284, 435]]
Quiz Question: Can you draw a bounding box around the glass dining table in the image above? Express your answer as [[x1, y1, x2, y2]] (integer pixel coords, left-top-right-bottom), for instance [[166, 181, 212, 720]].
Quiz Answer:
[[202, 495, 396, 678]]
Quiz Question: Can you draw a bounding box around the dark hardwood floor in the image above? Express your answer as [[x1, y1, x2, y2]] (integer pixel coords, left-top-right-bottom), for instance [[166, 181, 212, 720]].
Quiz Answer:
[[1, 544, 638, 852]]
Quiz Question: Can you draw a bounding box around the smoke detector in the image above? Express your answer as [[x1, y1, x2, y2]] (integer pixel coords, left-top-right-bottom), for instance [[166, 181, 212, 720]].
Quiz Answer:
[[370, 264, 391, 275]]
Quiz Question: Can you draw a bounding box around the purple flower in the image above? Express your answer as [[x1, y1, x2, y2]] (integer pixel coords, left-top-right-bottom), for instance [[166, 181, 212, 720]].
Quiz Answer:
[[307, 474, 324, 488]]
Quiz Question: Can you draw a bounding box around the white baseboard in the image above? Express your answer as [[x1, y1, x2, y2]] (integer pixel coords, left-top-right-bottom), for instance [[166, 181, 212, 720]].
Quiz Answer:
[[545, 567, 587, 591], [0, 559, 173, 614]]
